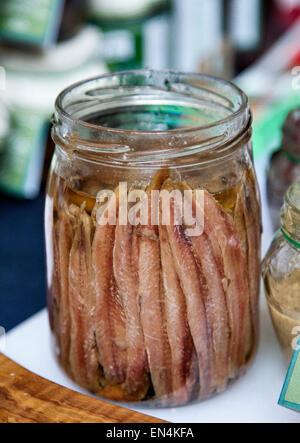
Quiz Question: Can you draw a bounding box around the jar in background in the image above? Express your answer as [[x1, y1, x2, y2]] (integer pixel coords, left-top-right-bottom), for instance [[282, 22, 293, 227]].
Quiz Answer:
[[45, 70, 262, 406], [267, 109, 300, 232], [263, 182, 300, 362]]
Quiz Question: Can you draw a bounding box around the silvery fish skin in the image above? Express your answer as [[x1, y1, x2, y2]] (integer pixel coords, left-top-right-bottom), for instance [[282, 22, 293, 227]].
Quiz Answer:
[[162, 179, 212, 399], [235, 171, 262, 362], [113, 223, 149, 395], [93, 192, 127, 386], [234, 186, 253, 362], [138, 173, 173, 402], [57, 211, 74, 367], [202, 189, 250, 373], [68, 207, 99, 392], [180, 183, 230, 392], [159, 223, 196, 404]]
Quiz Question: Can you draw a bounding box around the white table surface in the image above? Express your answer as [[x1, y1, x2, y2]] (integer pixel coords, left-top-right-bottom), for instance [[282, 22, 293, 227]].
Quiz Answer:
[[3, 159, 300, 423]]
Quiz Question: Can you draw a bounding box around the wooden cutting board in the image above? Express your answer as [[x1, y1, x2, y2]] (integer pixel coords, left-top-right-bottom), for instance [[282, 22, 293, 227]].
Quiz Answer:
[[0, 354, 167, 423]]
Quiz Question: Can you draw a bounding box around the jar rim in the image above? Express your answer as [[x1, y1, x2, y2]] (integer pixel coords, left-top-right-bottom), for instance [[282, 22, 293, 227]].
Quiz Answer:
[[53, 69, 251, 166]]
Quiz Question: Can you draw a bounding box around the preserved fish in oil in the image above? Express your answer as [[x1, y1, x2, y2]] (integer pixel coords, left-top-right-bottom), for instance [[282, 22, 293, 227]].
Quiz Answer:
[[46, 168, 261, 406]]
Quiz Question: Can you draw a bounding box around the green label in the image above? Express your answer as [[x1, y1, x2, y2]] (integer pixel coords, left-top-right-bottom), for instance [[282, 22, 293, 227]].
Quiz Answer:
[[0, 0, 64, 46], [252, 92, 300, 160], [0, 108, 49, 199], [279, 337, 300, 412]]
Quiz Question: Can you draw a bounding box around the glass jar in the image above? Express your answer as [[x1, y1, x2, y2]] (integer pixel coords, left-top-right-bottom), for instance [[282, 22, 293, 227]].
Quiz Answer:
[[267, 108, 300, 232], [263, 181, 300, 362], [45, 69, 262, 407]]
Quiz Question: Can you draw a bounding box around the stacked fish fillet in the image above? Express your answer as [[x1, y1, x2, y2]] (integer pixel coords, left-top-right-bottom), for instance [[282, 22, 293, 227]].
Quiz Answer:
[[48, 170, 261, 406]]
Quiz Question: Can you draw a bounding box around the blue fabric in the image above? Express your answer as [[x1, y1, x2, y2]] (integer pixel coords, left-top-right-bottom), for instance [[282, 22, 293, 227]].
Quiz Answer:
[[0, 191, 46, 332]]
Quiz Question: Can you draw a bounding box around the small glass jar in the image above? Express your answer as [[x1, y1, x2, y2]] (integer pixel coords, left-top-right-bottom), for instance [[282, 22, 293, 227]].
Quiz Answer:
[[267, 108, 300, 232], [45, 69, 262, 407], [263, 182, 300, 362]]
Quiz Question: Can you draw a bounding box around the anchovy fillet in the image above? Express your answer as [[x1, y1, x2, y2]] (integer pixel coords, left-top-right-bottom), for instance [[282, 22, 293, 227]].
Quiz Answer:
[[57, 211, 74, 366], [180, 185, 230, 392], [138, 172, 172, 401], [163, 179, 212, 399], [202, 190, 249, 372], [93, 192, 127, 386], [159, 224, 196, 404], [114, 223, 148, 394], [69, 207, 99, 391]]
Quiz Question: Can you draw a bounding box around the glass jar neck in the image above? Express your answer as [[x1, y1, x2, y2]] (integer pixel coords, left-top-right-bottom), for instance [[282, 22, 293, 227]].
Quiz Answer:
[[281, 181, 300, 247]]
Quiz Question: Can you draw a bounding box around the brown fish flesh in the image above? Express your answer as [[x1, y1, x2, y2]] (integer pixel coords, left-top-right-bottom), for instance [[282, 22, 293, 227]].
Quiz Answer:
[[159, 223, 196, 404], [179, 183, 230, 392], [56, 210, 74, 366], [162, 179, 212, 399], [202, 189, 250, 373], [113, 222, 149, 395], [49, 168, 259, 405], [69, 207, 99, 391], [92, 192, 127, 386], [138, 172, 172, 402]]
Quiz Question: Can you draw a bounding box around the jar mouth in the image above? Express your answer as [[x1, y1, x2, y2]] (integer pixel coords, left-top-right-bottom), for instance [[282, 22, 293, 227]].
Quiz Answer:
[[53, 69, 250, 166]]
